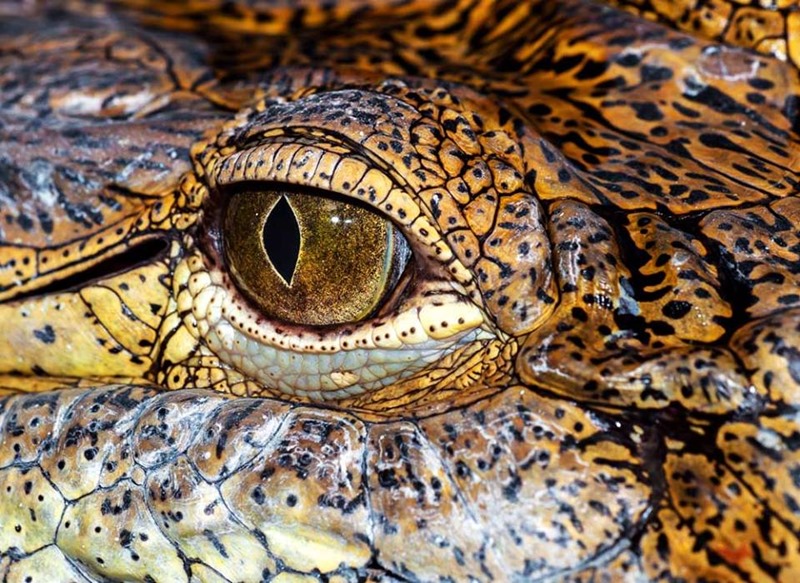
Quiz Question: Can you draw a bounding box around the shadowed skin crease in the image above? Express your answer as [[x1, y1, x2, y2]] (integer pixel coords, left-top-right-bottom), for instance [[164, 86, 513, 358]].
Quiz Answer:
[[0, 0, 799, 581]]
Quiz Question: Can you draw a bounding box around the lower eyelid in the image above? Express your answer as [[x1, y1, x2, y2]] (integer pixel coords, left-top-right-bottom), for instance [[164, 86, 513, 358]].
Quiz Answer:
[[174, 248, 490, 399], [208, 326, 488, 401]]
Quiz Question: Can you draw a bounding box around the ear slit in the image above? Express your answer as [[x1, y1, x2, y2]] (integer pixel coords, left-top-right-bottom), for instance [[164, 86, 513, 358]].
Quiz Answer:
[[3, 237, 169, 301]]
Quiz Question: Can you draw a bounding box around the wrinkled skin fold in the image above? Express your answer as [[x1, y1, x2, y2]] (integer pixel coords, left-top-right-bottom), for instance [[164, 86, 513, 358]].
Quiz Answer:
[[0, 0, 799, 581]]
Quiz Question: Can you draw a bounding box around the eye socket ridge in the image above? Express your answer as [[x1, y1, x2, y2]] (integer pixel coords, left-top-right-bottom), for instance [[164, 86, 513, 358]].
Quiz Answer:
[[173, 241, 490, 400], [179, 130, 495, 398]]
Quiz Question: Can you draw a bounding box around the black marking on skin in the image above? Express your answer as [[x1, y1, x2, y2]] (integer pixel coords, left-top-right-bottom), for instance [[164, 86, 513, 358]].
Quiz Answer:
[[36, 209, 54, 234], [631, 102, 663, 122], [100, 488, 133, 516], [641, 65, 673, 83], [33, 325, 56, 344], [782, 94, 800, 136], [683, 76, 788, 140], [203, 528, 230, 558]]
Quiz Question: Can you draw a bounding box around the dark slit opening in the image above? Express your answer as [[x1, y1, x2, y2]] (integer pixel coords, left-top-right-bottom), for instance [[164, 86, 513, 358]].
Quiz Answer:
[[4, 237, 169, 302]]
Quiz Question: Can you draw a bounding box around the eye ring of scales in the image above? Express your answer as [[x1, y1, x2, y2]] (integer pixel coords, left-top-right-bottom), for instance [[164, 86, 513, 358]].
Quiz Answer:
[[0, 0, 798, 581]]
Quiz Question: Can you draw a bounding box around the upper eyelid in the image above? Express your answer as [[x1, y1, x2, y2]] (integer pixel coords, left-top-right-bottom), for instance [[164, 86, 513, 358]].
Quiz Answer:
[[204, 88, 438, 198], [209, 140, 478, 290]]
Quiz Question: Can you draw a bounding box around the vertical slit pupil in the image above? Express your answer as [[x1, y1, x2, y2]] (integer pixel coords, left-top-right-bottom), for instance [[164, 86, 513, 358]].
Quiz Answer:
[[263, 195, 301, 286]]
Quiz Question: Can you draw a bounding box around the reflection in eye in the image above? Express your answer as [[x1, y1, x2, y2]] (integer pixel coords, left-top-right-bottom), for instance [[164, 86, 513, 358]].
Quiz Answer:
[[223, 187, 412, 326]]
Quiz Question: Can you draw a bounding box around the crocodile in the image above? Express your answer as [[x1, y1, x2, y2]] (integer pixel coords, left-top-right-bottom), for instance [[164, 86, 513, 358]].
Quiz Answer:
[[0, 0, 799, 581]]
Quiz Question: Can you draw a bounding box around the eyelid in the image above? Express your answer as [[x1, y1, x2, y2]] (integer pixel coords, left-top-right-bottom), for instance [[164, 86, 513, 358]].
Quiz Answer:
[[209, 140, 478, 291], [173, 246, 489, 400], [185, 110, 498, 398]]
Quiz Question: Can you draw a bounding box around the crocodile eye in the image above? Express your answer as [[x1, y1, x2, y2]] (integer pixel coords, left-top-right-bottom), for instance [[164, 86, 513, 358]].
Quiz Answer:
[[223, 186, 411, 326]]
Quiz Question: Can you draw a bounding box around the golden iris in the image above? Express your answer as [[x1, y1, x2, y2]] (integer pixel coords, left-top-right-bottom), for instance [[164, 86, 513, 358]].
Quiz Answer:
[[223, 188, 410, 326]]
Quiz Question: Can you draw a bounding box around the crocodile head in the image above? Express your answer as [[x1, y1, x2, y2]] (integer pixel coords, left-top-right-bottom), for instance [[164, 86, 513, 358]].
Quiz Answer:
[[1, 1, 799, 581]]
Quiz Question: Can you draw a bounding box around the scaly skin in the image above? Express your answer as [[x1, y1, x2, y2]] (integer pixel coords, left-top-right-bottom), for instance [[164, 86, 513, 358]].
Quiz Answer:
[[0, 1, 799, 581]]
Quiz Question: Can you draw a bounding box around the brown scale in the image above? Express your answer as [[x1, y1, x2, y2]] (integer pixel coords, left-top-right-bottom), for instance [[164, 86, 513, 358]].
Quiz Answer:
[[0, 390, 77, 467], [717, 411, 800, 539], [703, 197, 800, 318], [607, 0, 800, 70], [413, 389, 650, 580], [641, 449, 800, 581], [0, 466, 65, 556], [218, 408, 373, 573], [186, 396, 293, 480], [38, 385, 158, 500], [365, 418, 511, 579], [2, 545, 88, 582], [146, 457, 281, 579], [518, 199, 757, 413], [0, 0, 799, 581], [131, 388, 228, 468], [623, 211, 730, 343], [58, 481, 190, 581], [731, 307, 800, 405]]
